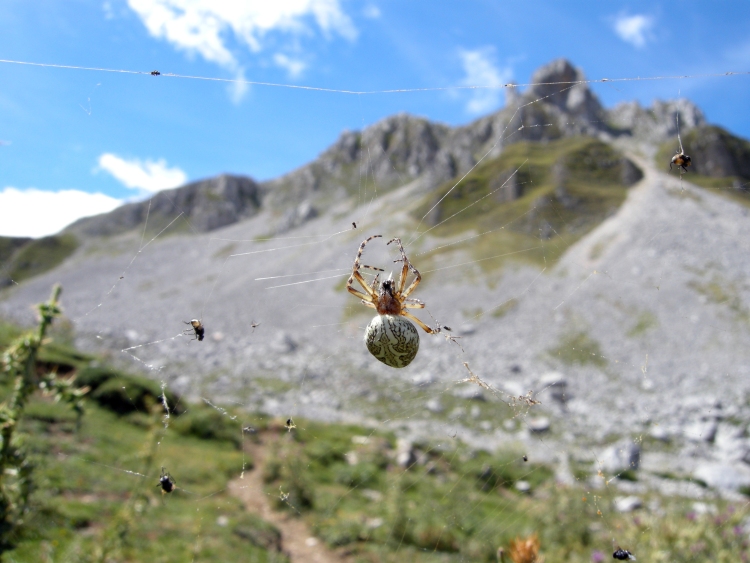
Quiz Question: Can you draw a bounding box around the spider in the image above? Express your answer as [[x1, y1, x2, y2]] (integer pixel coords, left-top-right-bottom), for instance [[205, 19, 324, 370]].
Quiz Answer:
[[183, 319, 204, 341], [156, 467, 175, 494], [346, 235, 435, 368], [150, 70, 161, 76], [613, 547, 636, 560]]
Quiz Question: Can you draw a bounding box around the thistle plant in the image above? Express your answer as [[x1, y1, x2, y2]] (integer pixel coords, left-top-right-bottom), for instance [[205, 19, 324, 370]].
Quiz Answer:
[[0, 285, 87, 550]]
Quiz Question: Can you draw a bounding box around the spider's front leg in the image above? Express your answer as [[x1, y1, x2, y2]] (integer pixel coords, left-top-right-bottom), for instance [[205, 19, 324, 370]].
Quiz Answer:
[[387, 237, 411, 295], [347, 235, 383, 301]]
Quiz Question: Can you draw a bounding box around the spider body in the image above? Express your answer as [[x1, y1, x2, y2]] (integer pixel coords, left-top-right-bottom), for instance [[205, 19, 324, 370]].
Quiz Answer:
[[347, 235, 435, 368], [183, 319, 204, 341], [157, 467, 175, 494], [613, 548, 636, 560], [670, 152, 691, 173]]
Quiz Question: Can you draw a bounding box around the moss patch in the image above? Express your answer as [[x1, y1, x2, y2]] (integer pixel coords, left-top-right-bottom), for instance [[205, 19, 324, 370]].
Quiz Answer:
[[548, 330, 607, 367]]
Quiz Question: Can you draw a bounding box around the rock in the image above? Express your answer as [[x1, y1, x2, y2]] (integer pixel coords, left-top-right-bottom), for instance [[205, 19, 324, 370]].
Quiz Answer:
[[426, 398, 444, 414], [452, 385, 486, 401], [411, 371, 436, 387], [361, 489, 383, 502], [515, 480, 531, 493], [68, 174, 261, 236], [269, 332, 297, 354], [683, 420, 718, 443], [649, 426, 670, 442], [599, 441, 640, 473], [395, 439, 416, 468], [539, 371, 568, 403], [528, 417, 550, 433], [607, 98, 705, 144], [693, 461, 750, 492], [613, 496, 642, 513]]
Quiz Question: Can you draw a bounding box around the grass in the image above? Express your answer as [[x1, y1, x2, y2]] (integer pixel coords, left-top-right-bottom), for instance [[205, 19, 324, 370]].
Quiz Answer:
[[547, 330, 607, 368], [0, 326, 285, 562], [627, 311, 658, 337], [1, 234, 79, 285], [688, 274, 750, 324], [412, 137, 640, 274], [263, 418, 749, 563]]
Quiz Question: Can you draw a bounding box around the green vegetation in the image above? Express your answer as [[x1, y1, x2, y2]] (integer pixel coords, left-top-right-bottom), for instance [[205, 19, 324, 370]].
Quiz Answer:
[[0, 237, 32, 269], [0, 289, 285, 561], [548, 330, 607, 367], [414, 137, 640, 273], [689, 274, 750, 323], [627, 311, 658, 337], [263, 419, 748, 563], [1, 234, 79, 285]]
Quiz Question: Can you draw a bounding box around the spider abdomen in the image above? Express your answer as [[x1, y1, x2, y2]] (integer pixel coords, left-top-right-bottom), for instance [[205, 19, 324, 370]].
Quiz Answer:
[[365, 314, 419, 368]]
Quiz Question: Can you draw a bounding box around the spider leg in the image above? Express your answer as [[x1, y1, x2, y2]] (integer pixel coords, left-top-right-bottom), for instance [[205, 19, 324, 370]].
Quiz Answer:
[[400, 263, 422, 299], [347, 235, 382, 298], [361, 301, 376, 309], [387, 238, 411, 295], [402, 311, 435, 334], [403, 299, 425, 309]]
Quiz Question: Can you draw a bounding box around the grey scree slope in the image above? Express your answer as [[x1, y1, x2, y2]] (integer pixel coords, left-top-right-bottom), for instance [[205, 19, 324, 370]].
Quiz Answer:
[[2, 59, 750, 497]]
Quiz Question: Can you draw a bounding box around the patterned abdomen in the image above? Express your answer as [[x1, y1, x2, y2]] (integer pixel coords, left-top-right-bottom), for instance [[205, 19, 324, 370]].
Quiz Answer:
[[364, 315, 419, 368]]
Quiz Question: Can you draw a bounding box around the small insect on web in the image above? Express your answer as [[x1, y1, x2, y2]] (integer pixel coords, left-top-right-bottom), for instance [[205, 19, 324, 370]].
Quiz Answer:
[[613, 547, 636, 560], [157, 467, 175, 494], [183, 318, 205, 341], [669, 114, 692, 174]]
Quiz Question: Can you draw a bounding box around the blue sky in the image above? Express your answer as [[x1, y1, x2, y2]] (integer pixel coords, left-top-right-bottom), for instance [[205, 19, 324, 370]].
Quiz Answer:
[[1, 0, 749, 237]]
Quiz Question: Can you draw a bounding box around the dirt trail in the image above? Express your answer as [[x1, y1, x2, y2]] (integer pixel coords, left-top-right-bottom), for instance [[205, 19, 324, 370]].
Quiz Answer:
[[228, 438, 350, 563]]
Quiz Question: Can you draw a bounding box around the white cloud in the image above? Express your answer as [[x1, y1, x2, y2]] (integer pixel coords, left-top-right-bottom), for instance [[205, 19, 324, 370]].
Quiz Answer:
[[458, 47, 512, 115], [98, 153, 187, 193], [0, 187, 121, 238], [613, 13, 653, 48], [127, 0, 357, 71], [273, 53, 307, 78], [363, 5, 380, 19]]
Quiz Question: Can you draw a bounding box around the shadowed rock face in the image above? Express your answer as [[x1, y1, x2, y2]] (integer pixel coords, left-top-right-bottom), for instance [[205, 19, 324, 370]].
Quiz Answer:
[[67, 174, 261, 237], [680, 125, 750, 179]]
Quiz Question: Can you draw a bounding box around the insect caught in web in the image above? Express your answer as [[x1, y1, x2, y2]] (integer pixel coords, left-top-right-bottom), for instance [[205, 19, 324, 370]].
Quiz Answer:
[[251, 321, 260, 332], [613, 547, 636, 560], [669, 114, 692, 174], [285, 418, 296, 432], [346, 235, 439, 368], [183, 319, 205, 341], [150, 70, 161, 76], [157, 467, 175, 494]]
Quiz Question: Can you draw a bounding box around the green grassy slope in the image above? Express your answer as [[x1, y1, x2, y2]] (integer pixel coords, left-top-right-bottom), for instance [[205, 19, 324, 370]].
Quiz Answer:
[[414, 137, 641, 271]]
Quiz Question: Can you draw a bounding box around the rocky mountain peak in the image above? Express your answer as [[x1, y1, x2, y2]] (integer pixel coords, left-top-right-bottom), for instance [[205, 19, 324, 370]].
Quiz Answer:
[[67, 174, 261, 237]]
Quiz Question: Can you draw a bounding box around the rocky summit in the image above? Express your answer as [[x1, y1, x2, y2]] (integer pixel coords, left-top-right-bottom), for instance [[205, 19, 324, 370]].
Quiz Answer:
[[2, 58, 750, 502]]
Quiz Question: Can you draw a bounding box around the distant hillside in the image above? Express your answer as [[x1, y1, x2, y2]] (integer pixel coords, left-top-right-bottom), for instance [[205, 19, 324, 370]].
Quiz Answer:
[[63, 59, 722, 245]]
